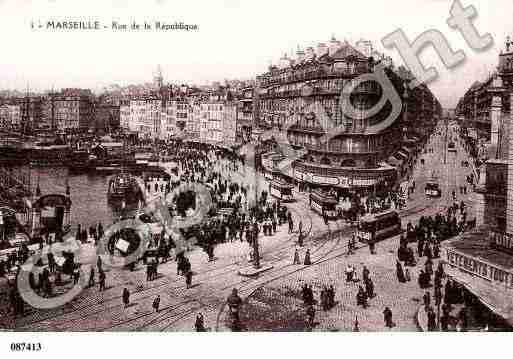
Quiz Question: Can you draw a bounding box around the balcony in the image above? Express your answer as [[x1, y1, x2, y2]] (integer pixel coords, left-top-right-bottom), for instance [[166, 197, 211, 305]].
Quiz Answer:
[[259, 67, 369, 88], [260, 81, 380, 100]]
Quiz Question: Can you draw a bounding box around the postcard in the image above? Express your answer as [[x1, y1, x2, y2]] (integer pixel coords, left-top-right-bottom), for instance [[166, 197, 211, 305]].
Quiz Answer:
[[0, 0, 510, 358]]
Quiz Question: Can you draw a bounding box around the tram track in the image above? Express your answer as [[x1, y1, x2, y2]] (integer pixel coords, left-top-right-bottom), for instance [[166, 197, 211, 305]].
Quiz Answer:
[[100, 205, 344, 332], [17, 194, 326, 330], [124, 203, 333, 331], [18, 159, 373, 332]]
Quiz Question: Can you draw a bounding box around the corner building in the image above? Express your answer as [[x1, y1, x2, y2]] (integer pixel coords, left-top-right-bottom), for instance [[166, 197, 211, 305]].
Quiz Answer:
[[256, 37, 437, 194]]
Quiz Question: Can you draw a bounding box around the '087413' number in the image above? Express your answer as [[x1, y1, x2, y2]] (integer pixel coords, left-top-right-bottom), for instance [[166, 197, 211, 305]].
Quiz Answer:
[[10, 343, 42, 352]]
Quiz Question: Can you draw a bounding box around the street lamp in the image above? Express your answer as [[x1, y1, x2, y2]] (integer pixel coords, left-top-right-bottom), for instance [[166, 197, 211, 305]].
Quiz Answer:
[[252, 141, 261, 269]]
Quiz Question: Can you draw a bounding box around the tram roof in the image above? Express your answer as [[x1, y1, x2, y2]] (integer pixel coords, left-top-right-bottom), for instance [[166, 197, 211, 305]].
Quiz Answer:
[[270, 179, 293, 189], [360, 209, 399, 222], [310, 190, 337, 204]]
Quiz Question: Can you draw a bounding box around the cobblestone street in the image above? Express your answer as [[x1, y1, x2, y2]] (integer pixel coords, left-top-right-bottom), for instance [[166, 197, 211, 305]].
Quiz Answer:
[[1, 123, 476, 332]]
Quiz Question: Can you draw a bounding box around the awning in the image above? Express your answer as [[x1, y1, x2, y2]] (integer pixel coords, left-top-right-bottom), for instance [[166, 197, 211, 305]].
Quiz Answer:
[[445, 265, 513, 326]]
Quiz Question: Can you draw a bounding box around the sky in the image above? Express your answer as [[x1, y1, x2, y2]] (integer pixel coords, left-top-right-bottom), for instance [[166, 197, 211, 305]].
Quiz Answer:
[[0, 0, 509, 108]]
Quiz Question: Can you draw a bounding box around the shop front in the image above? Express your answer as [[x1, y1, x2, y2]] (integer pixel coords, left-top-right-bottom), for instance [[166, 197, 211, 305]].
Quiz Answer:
[[292, 160, 396, 195]]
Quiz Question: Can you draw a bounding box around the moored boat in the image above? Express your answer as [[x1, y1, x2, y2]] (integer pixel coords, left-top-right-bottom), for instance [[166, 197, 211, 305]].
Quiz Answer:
[[107, 172, 142, 203]]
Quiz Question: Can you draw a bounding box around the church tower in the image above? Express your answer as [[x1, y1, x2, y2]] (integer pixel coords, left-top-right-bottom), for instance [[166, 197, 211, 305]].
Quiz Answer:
[[153, 65, 164, 90]]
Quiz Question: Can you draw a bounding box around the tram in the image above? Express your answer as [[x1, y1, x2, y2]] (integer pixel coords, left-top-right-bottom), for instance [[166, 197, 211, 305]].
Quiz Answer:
[[425, 179, 442, 198], [356, 210, 401, 243], [309, 190, 338, 219], [269, 179, 294, 202]]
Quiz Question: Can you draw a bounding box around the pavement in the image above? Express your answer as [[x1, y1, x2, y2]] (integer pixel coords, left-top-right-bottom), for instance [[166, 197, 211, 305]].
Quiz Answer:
[[2, 123, 479, 331], [214, 124, 478, 332]]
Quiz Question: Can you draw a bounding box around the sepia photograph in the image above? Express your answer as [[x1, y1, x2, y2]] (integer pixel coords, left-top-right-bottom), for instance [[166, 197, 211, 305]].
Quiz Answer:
[[0, 0, 511, 356]]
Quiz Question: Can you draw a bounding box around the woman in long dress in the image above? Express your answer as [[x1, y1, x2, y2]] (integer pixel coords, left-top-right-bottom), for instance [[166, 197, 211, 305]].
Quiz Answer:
[[396, 260, 406, 283]]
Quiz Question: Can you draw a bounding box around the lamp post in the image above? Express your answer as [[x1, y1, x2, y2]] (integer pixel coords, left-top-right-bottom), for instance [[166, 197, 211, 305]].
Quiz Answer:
[[444, 116, 448, 165], [252, 140, 261, 269]]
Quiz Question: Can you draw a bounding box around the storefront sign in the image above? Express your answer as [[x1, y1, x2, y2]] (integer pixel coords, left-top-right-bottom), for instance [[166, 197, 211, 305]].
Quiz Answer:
[[339, 177, 349, 188], [312, 175, 339, 185], [490, 231, 513, 251], [352, 178, 377, 187], [446, 249, 513, 287]]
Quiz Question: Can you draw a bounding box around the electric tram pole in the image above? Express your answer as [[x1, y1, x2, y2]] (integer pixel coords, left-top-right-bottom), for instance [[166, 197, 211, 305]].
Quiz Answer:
[[251, 141, 261, 269]]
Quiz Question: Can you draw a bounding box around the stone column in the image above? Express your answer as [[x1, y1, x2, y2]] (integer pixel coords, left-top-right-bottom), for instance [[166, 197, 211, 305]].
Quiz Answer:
[[490, 95, 502, 150], [506, 92, 513, 234], [473, 185, 486, 227]]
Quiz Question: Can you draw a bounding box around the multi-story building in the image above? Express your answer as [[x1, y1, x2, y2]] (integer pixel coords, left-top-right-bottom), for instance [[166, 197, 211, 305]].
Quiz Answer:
[[128, 97, 162, 139], [442, 88, 513, 329], [119, 99, 130, 131], [158, 98, 191, 139], [188, 101, 201, 140], [0, 104, 21, 130], [223, 102, 237, 144], [398, 66, 442, 140], [17, 96, 43, 133], [41, 89, 94, 132], [456, 37, 513, 159], [237, 87, 254, 143], [256, 36, 439, 194], [199, 101, 224, 143]]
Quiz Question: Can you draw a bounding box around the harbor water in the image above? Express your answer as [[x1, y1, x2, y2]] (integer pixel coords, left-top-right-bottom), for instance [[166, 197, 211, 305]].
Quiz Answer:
[[25, 166, 141, 229]]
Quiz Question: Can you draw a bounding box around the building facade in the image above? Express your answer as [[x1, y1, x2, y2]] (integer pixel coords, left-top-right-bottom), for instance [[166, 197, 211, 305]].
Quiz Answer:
[[456, 37, 513, 160], [0, 104, 21, 130], [237, 87, 254, 143], [443, 80, 513, 327], [256, 37, 440, 193], [127, 97, 162, 139], [40, 89, 94, 132]]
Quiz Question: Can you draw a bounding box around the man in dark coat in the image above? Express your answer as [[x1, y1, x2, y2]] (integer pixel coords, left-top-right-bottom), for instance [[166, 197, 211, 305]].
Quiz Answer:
[[122, 288, 130, 308], [396, 260, 406, 283], [152, 295, 161, 312], [98, 270, 106, 291], [195, 313, 206, 332], [88, 267, 95, 287], [185, 270, 193, 288], [304, 249, 311, 265], [383, 307, 394, 328], [227, 288, 243, 323], [306, 304, 315, 329], [365, 277, 375, 299], [362, 266, 370, 283], [427, 307, 437, 331], [423, 291, 431, 311]]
